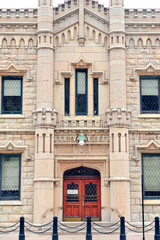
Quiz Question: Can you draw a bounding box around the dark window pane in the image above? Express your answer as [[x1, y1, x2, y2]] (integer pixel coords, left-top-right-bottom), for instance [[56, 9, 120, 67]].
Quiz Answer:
[[93, 78, 98, 115], [3, 96, 21, 113], [141, 96, 159, 112], [65, 78, 70, 116], [76, 70, 87, 115]]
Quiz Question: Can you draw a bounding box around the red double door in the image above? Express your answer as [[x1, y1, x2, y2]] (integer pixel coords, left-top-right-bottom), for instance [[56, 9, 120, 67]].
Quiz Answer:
[[63, 178, 101, 221]]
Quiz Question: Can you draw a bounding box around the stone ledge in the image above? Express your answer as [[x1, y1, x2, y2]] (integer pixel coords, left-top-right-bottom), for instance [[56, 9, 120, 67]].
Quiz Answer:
[[0, 201, 23, 206], [0, 115, 25, 119], [138, 114, 160, 119]]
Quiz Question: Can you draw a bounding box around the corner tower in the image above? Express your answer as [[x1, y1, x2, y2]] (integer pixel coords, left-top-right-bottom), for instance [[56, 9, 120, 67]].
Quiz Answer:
[[32, 0, 56, 223], [107, 0, 131, 221]]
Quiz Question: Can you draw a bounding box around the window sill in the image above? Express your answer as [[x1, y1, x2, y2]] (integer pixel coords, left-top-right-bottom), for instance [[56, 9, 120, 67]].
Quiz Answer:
[[0, 201, 23, 206], [138, 114, 160, 119], [0, 115, 24, 119], [143, 200, 160, 205]]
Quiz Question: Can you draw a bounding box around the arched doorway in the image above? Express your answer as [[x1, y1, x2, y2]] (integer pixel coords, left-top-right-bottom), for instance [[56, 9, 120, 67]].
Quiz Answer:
[[63, 167, 101, 221]]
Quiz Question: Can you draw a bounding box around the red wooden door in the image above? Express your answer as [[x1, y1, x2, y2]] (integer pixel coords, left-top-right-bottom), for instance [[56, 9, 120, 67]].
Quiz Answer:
[[82, 180, 101, 221], [63, 180, 82, 221], [63, 179, 101, 221]]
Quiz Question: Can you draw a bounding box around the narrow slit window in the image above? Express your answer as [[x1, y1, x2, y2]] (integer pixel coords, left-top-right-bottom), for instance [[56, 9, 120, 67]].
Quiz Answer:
[[37, 134, 39, 153], [116, 36, 119, 43], [112, 133, 114, 152], [111, 37, 113, 44], [125, 133, 127, 152], [93, 78, 98, 115], [50, 134, 52, 153], [65, 78, 70, 116], [43, 134, 46, 153], [118, 133, 121, 152]]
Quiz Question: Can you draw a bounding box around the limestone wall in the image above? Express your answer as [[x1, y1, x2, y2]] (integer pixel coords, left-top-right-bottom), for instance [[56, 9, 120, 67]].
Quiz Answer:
[[127, 36, 160, 221]]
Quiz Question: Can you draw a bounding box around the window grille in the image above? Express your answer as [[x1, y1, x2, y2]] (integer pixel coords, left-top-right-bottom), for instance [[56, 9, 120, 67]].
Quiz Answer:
[[140, 76, 160, 113], [75, 69, 88, 115], [65, 78, 70, 115], [142, 153, 160, 199], [85, 183, 97, 202], [0, 154, 21, 200], [64, 167, 100, 177], [93, 78, 98, 115], [2, 76, 22, 114]]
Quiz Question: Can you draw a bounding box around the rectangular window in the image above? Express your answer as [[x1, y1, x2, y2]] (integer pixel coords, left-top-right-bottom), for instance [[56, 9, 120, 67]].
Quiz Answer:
[[65, 78, 70, 116], [93, 78, 98, 115], [140, 76, 160, 114], [142, 153, 160, 199], [2, 76, 23, 114], [75, 69, 88, 115], [0, 154, 21, 200]]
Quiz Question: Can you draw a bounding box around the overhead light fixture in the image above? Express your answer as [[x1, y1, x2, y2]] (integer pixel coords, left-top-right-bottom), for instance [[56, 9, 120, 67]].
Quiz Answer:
[[77, 134, 86, 146]]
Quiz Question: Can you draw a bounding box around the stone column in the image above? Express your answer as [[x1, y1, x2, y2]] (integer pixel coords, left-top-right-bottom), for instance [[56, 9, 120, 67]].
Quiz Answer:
[[78, 0, 85, 46], [107, 0, 131, 221], [32, 0, 57, 223]]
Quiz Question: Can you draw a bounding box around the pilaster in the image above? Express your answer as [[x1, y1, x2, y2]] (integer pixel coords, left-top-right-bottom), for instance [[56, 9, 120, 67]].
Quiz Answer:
[[108, 0, 131, 221], [33, 0, 56, 223]]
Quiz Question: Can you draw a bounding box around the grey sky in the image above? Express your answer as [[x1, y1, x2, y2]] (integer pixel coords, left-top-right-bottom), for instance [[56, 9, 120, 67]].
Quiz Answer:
[[0, 0, 159, 8]]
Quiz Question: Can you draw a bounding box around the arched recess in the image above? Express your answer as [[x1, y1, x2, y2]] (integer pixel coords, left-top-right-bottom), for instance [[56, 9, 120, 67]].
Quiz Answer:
[[11, 38, 16, 47], [2, 38, 7, 47], [137, 38, 143, 48], [63, 166, 101, 221], [19, 38, 25, 47], [28, 38, 34, 48], [129, 38, 135, 48]]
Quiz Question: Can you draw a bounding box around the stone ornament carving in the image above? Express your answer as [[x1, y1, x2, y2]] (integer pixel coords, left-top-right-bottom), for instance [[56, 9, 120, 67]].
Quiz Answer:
[[0, 63, 33, 81], [132, 139, 160, 161], [0, 140, 32, 161], [32, 108, 57, 127], [106, 108, 131, 127], [130, 63, 160, 82]]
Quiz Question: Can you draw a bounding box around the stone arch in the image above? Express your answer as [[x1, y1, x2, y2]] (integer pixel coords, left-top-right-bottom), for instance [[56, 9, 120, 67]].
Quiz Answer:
[[146, 38, 152, 48], [129, 38, 135, 48], [11, 38, 16, 47], [19, 38, 25, 47], [64, 166, 100, 178], [60, 163, 103, 178], [137, 38, 143, 48], [155, 38, 160, 47], [63, 166, 101, 221], [2, 38, 7, 47], [28, 38, 34, 48]]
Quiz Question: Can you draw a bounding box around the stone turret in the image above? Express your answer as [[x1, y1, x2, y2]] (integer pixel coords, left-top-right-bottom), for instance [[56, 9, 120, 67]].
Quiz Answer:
[[33, 0, 56, 223], [107, 0, 131, 221]]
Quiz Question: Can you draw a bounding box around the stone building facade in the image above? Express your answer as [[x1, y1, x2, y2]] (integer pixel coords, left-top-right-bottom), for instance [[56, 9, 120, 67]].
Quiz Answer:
[[0, 0, 160, 224]]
